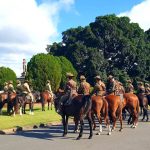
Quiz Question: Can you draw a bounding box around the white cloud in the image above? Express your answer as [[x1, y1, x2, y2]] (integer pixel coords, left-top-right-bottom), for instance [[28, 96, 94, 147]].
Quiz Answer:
[[0, 0, 74, 76], [119, 0, 150, 31]]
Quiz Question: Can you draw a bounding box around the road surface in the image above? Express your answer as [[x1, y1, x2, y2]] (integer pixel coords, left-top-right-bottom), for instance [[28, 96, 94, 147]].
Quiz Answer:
[[0, 118, 150, 150]]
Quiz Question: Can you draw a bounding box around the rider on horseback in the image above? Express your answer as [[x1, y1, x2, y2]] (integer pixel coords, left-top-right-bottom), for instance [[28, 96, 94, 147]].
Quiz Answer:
[[22, 80, 34, 102], [45, 80, 53, 99], [59, 73, 77, 109], [137, 82, 145, 95], [4, 82, 8, 93], [78, 75, 91, 95], [106, 75, 117, 95], [145, 83, 150, 105], [8, 80, 16, 94], [16, 80, 23, 95], [92, 75, 106, 96], [125, 80, 134, 93]]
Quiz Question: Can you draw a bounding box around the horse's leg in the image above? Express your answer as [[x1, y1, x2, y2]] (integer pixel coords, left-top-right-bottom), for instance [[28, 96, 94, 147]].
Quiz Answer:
[[48, 102, 50, 110], [87, 112, 93, 139], [140, 106, 143, 116], [65, 115, 68, 135], [74, 117, 79, 133], [111, 111, 117, 132], [51, 101, 53, 110], [118, 111, 123, 132], [142, 107, 146, 121], [62, 115, 67, 137], [76, 117, 84, 140], [91, 113, 96, 130], [96, 112, 103, 135]]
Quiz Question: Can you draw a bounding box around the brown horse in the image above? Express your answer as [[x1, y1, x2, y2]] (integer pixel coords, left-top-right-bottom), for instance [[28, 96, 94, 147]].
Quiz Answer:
[[40, 91, 53, 111], [91, 95, 111, 135], [137, 93, 149, 121], [105, 94, 123, 132], [54, 91, 93, 140], [122, 93, 139, 127], [0, 93, 8, 114]]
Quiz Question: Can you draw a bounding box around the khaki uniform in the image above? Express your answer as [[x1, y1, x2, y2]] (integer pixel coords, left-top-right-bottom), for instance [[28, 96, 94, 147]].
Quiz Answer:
[[22, 82, 34, 102], [78, 80, 91, 95], [137, 85, 145, 95], [106, 80, 116, 95], [45, 83, 53, 98], [65, 79, 77, 96], [8, 83, 16, 93], [126, 84, 134, 93], [4, 85, 8, 93], [93, 81, 106, 96], [145, 87, 150, 95], [16, 83, 23, 94]]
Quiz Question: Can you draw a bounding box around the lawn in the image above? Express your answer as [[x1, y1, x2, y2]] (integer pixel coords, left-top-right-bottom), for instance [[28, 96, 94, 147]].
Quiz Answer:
[[0, 104, 61, 130]]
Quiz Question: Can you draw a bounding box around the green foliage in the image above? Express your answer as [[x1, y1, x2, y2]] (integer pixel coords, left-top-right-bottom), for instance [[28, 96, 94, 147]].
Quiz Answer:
[[56, 56, 77, 88], [0, 67, 17, 90], [47, 14, 150, 84], [27, 53, 62, 92]]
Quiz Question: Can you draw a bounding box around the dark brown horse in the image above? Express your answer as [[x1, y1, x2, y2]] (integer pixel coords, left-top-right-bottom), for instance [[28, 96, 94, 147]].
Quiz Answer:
[[122, 93, 139, 127], [91, 95, 111, 135], [40, 91, 53, 111], [137, 93, 149, 121], [105, 94, 123, 132], [54, 92, 93, 140]]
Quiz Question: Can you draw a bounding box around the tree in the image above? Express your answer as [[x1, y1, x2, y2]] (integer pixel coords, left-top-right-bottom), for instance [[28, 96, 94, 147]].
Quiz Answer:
[[0, 67, 17, 90], [56, 56, 77, 88], [27, 53, 62, 92], [47, 14, 150, 82]]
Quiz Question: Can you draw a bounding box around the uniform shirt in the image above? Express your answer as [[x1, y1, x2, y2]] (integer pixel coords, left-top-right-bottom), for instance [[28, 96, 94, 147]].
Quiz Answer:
[[16, 83, 23, 94], [78, 81, 91, 95], [137, 86, 145, 94], [46, 83, 53, 93], [22, 83, 31, 94], [93, 81, 106, 96], [106, 80, 116, 94], [65, 79, 77, 95], [126, 84, 134, 93], [8, 84, 15, 93], [145, 87, 150, 95], [4, 85, 8, 92]]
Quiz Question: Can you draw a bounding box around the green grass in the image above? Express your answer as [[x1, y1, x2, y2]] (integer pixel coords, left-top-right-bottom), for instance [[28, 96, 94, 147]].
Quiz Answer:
[[0, 104, 61, 130]]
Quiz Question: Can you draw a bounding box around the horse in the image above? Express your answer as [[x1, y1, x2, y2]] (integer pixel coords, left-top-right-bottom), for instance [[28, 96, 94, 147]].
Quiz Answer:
[[0, 93, 8, 115], [122, 93, 139, 127], [91, 95, 111, 135], [40, 91, 53, 111], [54, 91, 93, 140], [137, 93, 149, 121], [105, 94, 123, 132]]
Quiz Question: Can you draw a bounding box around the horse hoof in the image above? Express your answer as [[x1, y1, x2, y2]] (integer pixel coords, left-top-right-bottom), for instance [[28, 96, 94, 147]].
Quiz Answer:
[[119, 129, 122, 132], [88, 136, 92, 139], [96, 132, 100, 135], [146, 119, 149, 122], [107, 132, 111, 135], [76, 136, 81, 140], [63, 134, 67, 137]]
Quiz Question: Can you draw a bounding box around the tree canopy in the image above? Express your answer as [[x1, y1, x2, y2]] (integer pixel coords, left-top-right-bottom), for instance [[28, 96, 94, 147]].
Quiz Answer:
[[27, 53, 77, 91], [47, 14, 150, 84], [0, 67, 17, 90]]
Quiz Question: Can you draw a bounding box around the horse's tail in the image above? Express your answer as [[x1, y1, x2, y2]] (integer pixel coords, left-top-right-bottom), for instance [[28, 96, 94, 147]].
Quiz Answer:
[[136, 97, 140, 115], [82, 95, 92, 117]]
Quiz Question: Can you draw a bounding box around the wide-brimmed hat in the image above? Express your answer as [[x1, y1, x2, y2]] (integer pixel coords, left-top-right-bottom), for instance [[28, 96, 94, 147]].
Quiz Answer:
[[137, 82, 143, 85], [108, 75, 114, 80], [145, 83, 149, 87], [47, 80, 50, 83], [94, 75, 101, 80], [80, 75, 86, 80], [9, 80, 13, 84], [16, 80, 21, 84], [127, 80, 132, 83], [24, 80, 30, 83], [4, 82, 8, 85], [66, 72, 74, 77]]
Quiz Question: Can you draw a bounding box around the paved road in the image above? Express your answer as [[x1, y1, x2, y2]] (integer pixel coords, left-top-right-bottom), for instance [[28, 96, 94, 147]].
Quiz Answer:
[[0, 118, 150, 150]]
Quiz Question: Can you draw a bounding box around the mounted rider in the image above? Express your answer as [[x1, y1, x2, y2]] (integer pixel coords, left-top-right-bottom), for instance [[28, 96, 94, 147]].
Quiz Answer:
[[45, 80, 53, 99], [145, 83, 150, 105], [92, 75, 106, 96], [125, 80, 134, 93], [137, 82, 145, 95], [115, 81, 125, 101], [4, 82, 8, 93], [22, 80, 34, 102], [106, 75, 117, 95], [60, 73, 77, 106], [7, 80, 16, 94], [16, 80, 23, 95], [78, 75, 91, 95]]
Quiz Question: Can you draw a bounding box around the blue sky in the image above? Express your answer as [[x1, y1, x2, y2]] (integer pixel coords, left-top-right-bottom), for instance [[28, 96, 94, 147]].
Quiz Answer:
[[0, 0, 149, 76]]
